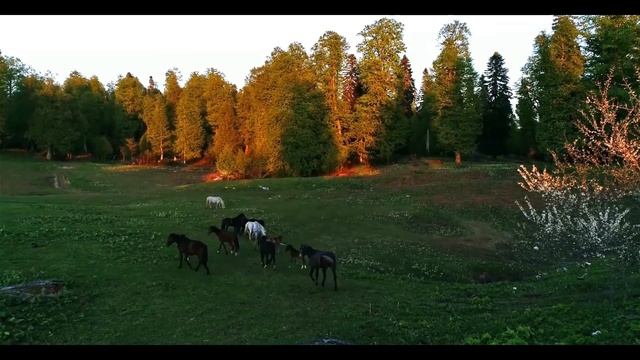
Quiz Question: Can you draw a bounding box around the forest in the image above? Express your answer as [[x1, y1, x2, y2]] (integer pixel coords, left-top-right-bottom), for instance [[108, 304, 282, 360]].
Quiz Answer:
[[1, 15, 639, 177]]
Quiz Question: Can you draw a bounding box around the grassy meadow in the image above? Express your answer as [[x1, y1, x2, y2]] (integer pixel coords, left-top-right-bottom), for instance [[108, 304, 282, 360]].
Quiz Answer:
[[1, 152, 639, 344]]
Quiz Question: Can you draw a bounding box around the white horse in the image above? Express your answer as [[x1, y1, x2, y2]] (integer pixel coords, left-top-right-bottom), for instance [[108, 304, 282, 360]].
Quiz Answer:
[[244, 221, 266, 244], [205, 196, 225, 209]]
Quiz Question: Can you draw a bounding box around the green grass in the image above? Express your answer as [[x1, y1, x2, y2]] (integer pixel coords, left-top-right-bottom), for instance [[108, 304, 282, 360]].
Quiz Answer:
[[1, 152, 639, 344]]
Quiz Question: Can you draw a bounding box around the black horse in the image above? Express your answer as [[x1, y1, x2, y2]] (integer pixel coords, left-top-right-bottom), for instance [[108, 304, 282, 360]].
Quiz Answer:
[[220, 217, 235, 232], [226, 213, 248, 236], [258, 235, 276, 268], [166, 233, 210, 275], [299, 245, 337, 291]]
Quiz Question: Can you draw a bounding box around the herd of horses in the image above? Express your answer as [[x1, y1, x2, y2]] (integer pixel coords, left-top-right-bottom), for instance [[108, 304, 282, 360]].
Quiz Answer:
[[166, 198, 338, 291]]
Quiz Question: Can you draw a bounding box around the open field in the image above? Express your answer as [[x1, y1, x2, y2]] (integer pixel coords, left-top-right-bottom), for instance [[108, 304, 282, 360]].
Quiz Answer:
[[1, 152, 639, 344]]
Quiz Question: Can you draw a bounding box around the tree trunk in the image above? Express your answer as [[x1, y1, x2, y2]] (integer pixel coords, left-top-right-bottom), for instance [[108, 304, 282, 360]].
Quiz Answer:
[[455, 151, 462, 167], [160, 139, 164, 161], [336, 119, 343, 139], [83, 136, 88, 153], [426, 129, 430, 154], [46, 145, 52, 161]]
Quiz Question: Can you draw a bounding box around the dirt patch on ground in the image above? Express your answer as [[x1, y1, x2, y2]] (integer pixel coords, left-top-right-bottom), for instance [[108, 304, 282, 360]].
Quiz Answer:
[[427, 182, 525, 209], [430, 220, 512, 254], [326, 165, 380, 178], [374, 162, 526, 209]]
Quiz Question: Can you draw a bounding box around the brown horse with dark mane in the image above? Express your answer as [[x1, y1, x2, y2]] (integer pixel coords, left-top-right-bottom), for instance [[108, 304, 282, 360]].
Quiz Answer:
[[166, 233, 210, 275], [208, 225, 240, 255]]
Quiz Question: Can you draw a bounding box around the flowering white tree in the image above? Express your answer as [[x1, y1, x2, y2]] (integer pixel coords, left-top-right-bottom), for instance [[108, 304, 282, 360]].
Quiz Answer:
[[515, 71, 640, 268]]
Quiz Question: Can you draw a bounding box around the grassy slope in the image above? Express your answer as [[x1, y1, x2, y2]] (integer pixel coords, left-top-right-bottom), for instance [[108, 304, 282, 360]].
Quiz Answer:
[[1, 152, 639, 344]]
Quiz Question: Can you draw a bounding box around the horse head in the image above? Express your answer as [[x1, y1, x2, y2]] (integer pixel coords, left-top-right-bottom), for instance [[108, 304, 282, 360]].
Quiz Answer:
[[299, 244, 314, 257], [208, 226, 220, 235], [166, 233, 179, 246], [270, 235, 282, 244]]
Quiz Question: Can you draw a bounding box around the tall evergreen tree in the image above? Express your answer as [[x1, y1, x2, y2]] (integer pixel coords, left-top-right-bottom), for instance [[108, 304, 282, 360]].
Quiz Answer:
[[409, 68, 437, 155], [202, 68, 239, 160], [355, 17, 409, 163], [0, 53, 31, 148], [311, 31, 350, 165], [342, 54, 363, 114], [174, 72, 206, 163], [144, 94, 171, 160], [237, 43, 337, 177], [27, 78, 80, 160], [478, 52, 513, 157], [530, 16, 585, 156], [514, 77, 537, 158], [581, 15, 640, 105], [114, 72, 146, 139], [432, 21, 483, 166], [341, 53, 363, 163], [163, 69, 182, 129], [399, 55, 416, 117]]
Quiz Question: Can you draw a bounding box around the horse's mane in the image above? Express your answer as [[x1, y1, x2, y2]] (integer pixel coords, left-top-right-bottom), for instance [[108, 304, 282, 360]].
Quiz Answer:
[[168, 233, 189, 243]]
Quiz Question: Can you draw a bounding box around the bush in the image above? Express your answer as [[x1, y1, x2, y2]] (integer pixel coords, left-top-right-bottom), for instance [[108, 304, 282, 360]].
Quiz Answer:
[[89, 136, 113, 161], [515, 190, 640, 268], [215, 147, 246, 178]]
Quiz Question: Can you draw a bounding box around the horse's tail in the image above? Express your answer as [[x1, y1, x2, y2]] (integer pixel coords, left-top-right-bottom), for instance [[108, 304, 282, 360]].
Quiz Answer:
[[329, 252, 337, 270]]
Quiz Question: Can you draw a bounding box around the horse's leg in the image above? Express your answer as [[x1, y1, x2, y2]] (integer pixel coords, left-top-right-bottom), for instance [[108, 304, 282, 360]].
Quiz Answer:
[[217, 241, 223, 254], [332, 265, 338, 291], [178, 250, 183, 268], [321, 267, 327, 287], [184, 255, 193, 269], [194, 255, 201, 272], [309, 267, 315, 283], [234, 236, 240, 256], [314, 268, 319, 286]]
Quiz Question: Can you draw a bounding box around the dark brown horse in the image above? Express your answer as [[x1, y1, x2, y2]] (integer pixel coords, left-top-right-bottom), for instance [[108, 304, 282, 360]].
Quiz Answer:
[[166, 233, 210, 275], [208, 226, 240, 255], [284, 244, 307, 269], [258, 235, 276, 268], [299, 245, 337, 291]]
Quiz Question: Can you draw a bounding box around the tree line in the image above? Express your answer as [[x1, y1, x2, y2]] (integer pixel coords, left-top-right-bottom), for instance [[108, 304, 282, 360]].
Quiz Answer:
[[1, 15, 639, 176]]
